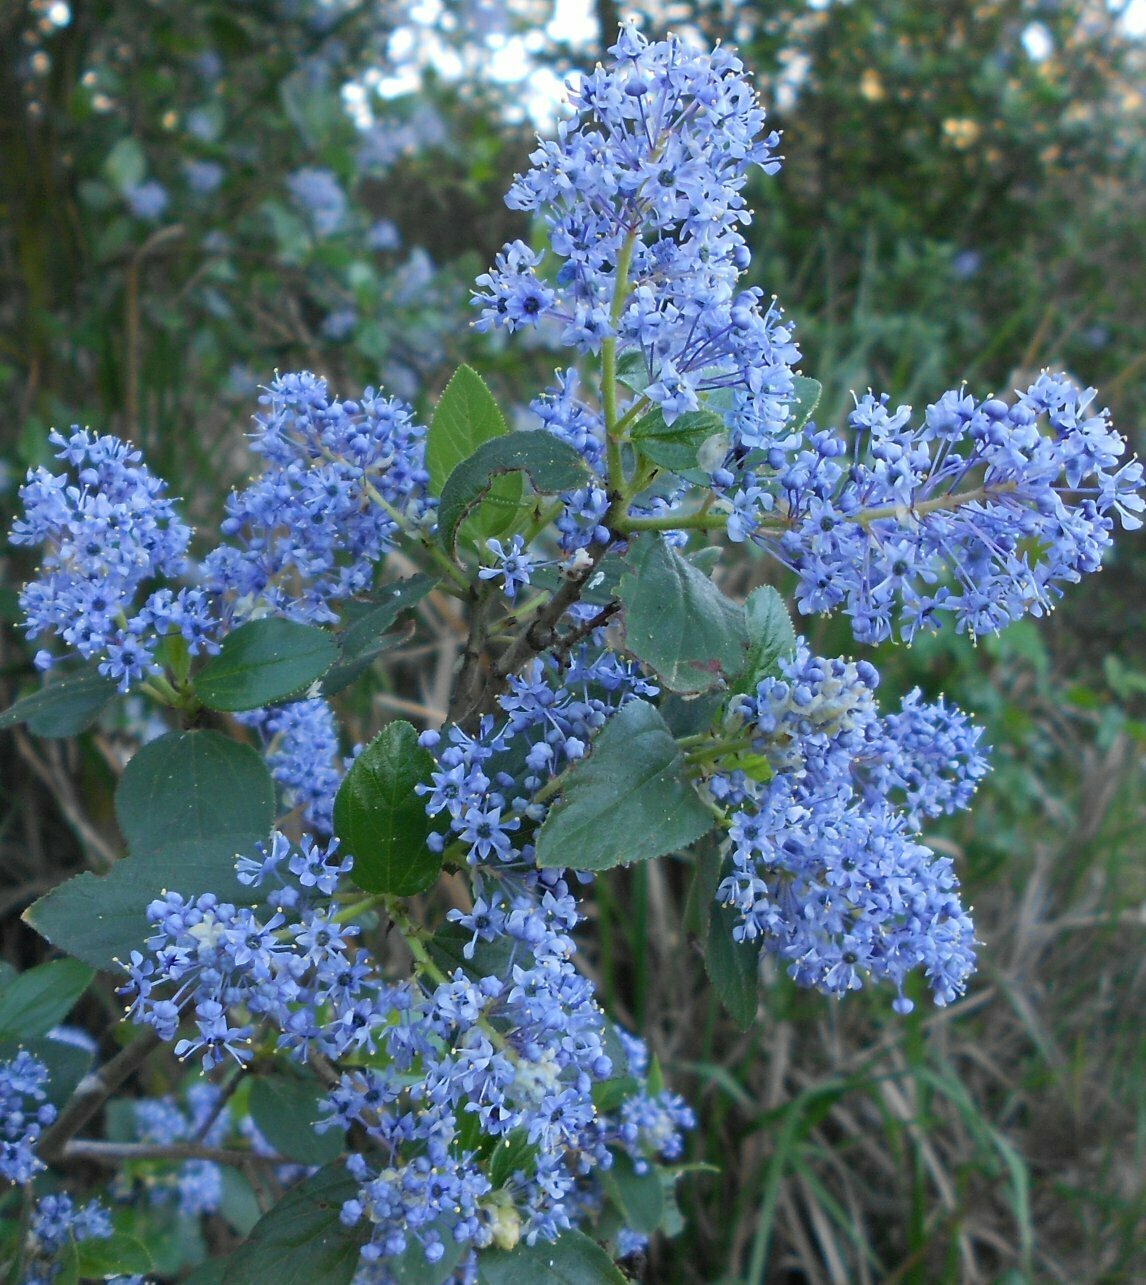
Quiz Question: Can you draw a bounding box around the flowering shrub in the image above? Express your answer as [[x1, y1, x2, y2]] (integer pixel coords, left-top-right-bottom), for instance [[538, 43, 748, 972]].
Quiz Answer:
[[1, 28, 1140, 1283]]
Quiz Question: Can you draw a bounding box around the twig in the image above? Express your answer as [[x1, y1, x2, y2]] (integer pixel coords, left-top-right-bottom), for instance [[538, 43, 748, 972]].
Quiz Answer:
[[36, 1029, 160, 1166], [12, 728, 120, 871], [58, 1140, 284, 1168]]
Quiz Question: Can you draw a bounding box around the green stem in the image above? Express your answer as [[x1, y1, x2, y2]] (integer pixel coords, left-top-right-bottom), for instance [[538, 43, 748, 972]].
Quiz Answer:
[[855, 480, 1016, 528], [683, 735, 755, 768], [617, 509, 731, 534]]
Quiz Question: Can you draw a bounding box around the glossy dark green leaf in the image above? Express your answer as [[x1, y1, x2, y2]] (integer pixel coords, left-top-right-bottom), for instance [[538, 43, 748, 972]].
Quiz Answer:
[[619, 535, 747, 695], [697, 843, 760, 1029], [603, 1151, 664, 1236], [115, 730, 274, 870], [0, 958, 93, 1039], [25, 860, 216, 972], [631, 407, 726, 478], [438, 433, 588, 558], [477, 1231, 626, 1283], [219, 1168, 262, 1237], [195, 618, 338, 711], [333, 721, 440, 895], [732, 586, 797, 695], [426, 364, 510, 496], [535, 700, 713, 872], [322, 574, 435, 695], [223, 1164, 365, 1285], [27, 731, 273, 968], [0, 668, 118, 737], [249, 1075, 344, 1166]]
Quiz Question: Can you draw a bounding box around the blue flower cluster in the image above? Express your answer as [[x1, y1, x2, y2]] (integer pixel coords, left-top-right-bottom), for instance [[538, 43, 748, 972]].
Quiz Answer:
[[418, 650, 657, 868], [715, 643, 988, 1012], [237, 697, 346, 832], [286, 166, 347, 238], [204, 372, 432, 625], [722, 373, 1144, 642], [0, 1049, 56, 1183], [120, 831, 354, 1070], [118, 815, 690, 1272], [23, 1192, 113, 1285], [474, 26, 800, 453], [10, 428, 216, 690]]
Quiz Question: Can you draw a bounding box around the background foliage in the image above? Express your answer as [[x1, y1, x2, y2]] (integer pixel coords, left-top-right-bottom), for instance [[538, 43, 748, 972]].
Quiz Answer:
[[1, 0, 1143, 1280]]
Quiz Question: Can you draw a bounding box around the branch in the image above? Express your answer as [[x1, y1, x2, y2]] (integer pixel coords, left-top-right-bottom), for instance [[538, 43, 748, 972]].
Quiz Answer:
[[36, 1029, 160, 1166], [58, 1139, 283, 1168]]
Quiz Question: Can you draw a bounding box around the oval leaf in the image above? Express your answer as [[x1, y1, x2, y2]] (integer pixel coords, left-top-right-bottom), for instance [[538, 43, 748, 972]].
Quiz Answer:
[[535, 700, 713, 872], [196, 618, 338, 711], [631, 407, 726, 479], [731, 585, 797, 696], [322, 574, 435, 697], [0, 958, 93, 1040], [438, 433, 589, 559], [603, 1150, 665, 1235], [619, 535, 747, 695], [0, 668, 117, 737], [333, 721, 440, 895], [116, 730, 274, 872], [25, 731, 275, 969], [223, 1164, 365, 1285], [426, 364, 509, 496], [249, 1075, 344, 1166]]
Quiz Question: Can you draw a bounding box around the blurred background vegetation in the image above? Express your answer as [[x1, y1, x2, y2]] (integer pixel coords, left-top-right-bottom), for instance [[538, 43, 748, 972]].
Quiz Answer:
[[1, 0, 1144, 1280]]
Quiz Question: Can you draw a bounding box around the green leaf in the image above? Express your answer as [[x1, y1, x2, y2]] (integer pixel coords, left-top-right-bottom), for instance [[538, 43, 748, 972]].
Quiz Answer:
[[615, 350, 652, 394], [591, 1075, 640, 1115], [103, 136, 146, 191], [389, 1222, 466, 1284], [427, 924, 515, 983], [697, 843, 759, 1029], [489, 1129, 536, 1189], [322, 575, 435, 695], [535, 700, 713, 872], [219, 1168, 263, 1237], [195, 618, 338, 711], [0, 668, 118, 737], [0, 1035, 93, 1110], [478, 1231, 625, 1283], [76, 1231, 153, 1277], [788, 375, 823, 432], [438, 433, 588, 559], [619, 536, 747, 695], [426, 364, 510, 496], [24, 862, 202, 972], [631, 408, 726, 478], [333, 721, 440, 896], [603, 1151, 664, 1235], [27, 731, 274, 968], [249, 1075, 344, 1166], [732, 586, 797, 695], [223, 1164, 365, 1285], [116, 730, 273, 870], [0, 958, 93, 1039]]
